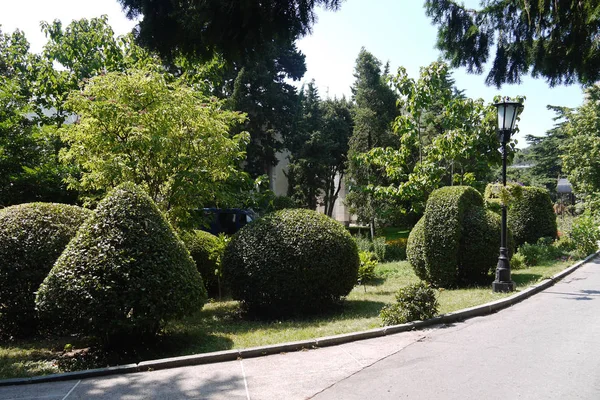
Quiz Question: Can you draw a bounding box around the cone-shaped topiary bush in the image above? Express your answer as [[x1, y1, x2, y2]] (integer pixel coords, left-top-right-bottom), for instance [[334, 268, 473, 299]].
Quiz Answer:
[[0, 203, 93, 338], [223, 209, 359, 317], [36, 183, 207, 342], [406, 186, 512, 287]]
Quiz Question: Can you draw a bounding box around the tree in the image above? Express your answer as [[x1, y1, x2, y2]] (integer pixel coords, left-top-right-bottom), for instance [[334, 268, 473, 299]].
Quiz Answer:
[[425, 0, 600, 87], [285, 82, 353, 213], [227, 41, 306, 178], [561, 85, 600, 210], [60, 68, 248, 227], [118, 0, 344, 63], [345, 48, 398, 229], [360, 62, 505, 216]]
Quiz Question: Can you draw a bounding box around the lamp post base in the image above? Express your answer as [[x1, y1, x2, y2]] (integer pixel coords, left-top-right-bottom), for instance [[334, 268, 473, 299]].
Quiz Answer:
[[492, 280, 515, 293]]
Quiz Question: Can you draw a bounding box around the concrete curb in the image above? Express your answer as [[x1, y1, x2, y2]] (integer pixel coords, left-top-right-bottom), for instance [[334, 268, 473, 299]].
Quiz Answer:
[[2, 251, 598, 387]]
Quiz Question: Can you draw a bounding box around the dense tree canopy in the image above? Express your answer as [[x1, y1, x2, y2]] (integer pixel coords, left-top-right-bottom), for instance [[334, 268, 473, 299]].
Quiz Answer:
[[425, 0, 600, 87], [118, 0, 344, 63]]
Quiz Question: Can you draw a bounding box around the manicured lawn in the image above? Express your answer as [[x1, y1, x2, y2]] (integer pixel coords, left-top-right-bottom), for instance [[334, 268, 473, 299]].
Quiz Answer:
[[0, 257, 579, 379], [379, 227, 410, 241]]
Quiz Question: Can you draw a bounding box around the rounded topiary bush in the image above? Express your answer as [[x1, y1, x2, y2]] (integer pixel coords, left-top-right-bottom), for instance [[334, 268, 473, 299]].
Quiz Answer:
[[181, 230, 221, 297], [36, 183, 207, 342], [508, 186, 557, 247], [0, 203, 92, 338], [406, 186, 510, 287], [222, 209, 359, 317]]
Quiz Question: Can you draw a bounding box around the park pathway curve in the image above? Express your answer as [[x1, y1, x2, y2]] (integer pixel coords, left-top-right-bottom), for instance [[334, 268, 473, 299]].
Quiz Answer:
[[1, 257, 599, 400]]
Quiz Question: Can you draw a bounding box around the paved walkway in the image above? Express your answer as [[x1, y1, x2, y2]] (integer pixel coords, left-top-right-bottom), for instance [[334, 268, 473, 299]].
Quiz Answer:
[[1, 257, 599, 400]]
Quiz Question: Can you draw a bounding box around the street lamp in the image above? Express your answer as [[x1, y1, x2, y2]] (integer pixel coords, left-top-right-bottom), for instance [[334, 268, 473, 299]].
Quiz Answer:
[[492, 98, 523, 293]]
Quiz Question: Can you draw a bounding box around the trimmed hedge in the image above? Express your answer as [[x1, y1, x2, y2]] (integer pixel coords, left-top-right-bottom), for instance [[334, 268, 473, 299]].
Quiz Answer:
[[407, 186, 509, 287], [36, 183, 207, 342], [508, 186, 557, 247], [223, 209, 359, 317], [0, 203, 93, 338], [181, 230, 221, 297]]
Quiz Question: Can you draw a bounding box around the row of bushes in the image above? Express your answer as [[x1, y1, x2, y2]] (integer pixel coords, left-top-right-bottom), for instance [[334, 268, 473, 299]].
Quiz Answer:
[[1, 187, 361, 339]]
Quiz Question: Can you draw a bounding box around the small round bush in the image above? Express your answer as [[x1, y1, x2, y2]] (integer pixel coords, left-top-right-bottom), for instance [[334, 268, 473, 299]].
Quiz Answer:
[[508, 186, 557, 247], [0, 203, 92, 338], [358, 251, 378, 283], [36, 183, 207, 342], [570, 211, 600, 256], [181, 230, 221, 297], [223, 209, 359, 317], [380, 282, 438, 326]]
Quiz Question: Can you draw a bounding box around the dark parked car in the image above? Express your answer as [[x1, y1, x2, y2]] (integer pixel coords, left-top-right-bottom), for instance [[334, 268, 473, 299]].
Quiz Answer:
[[200, 208, 256, 235]]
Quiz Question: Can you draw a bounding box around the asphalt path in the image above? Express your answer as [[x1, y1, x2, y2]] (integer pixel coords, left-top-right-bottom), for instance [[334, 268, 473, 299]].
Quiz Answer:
[[1, 257, 598, 400]]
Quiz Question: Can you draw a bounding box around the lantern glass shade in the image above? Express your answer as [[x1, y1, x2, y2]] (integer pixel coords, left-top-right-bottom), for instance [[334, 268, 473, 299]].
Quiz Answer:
[[495, 101, 522, 131]]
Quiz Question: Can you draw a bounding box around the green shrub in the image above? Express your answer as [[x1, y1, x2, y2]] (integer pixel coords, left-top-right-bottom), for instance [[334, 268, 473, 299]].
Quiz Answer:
[[570, 211, 600, 256], [36, 183, 207, 343], [554, 236, 576, 253], [380, 282, 438, 326], [510, 253, 525, 269], [181, 230, 222, 297], [222, 209, 359, 317], [508, 186, 557, 247], [358, 251, 378, 283], [518, 242, 544, 266], [385, 238, 408, 261], [372, 237, 387, 261], [353, 234, 373, 253], [406, 186, 508, 287], [0, 203, 93, 338]]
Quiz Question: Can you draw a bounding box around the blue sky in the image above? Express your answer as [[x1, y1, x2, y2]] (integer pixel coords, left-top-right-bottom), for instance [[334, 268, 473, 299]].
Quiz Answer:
[[1, 0, 584, 147]]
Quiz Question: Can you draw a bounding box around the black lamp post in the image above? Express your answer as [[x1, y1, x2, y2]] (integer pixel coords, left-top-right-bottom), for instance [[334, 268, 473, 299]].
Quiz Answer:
[[492, 98, 523, 293]]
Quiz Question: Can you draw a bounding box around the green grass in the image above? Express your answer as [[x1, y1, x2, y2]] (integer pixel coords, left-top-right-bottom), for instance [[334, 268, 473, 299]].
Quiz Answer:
[[0, 257, 580, 379], [379, 227, 410, 241]]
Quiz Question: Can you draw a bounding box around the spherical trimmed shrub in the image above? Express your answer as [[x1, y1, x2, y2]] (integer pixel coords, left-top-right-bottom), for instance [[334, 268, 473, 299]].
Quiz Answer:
[[507, 186, 557, 247], [406, 186, 511, 287], [36, 183, 207, 342], [181, 230, 222, 297], [222, 209, 359, 317], [0, 203, 93, 338]]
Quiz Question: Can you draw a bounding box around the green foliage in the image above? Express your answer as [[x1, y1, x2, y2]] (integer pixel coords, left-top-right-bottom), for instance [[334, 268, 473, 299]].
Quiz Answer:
[[36, 183, 207, 342], [181, 230, 223, 297], [0, 203, 92, 338], [507, 186, 557, 247], [385, 238, 408, 261], [517, 243, 544, 267], [117, 0, 343, 63], [358, 251, 378, 283], [60, 68, 248, 227], [357, 61, 508, 218], [372, 237, 387, 262], [286, 82, 353, 214], [380, 282, 438, 326], [406, 186, 506, 287], [270, 195, 299, 211], [353, 234, 373, 253], [570, 211, 600, 256], [222, 209, 359, 317], [345, 48, 398, 225], [510, 253, 525, 270], [425, 0, 600, 86]]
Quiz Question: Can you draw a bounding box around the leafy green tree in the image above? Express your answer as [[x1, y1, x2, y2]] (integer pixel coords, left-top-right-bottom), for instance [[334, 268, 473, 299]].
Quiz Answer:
[[60, 68, 248, 227], [118, 0, 345, 63], [425, 0, 600, 87], [561, 85, 600, 210], [360, 62, 505, 216], [345, 48, 398, 228]]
